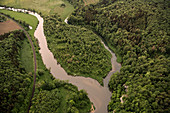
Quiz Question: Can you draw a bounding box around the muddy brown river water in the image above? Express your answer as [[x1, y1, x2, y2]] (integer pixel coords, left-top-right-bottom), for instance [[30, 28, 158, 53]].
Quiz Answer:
[[0, 7, 121, 113]]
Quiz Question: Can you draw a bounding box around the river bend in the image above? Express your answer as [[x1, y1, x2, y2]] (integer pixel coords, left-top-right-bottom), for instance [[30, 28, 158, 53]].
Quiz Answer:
[[0, 7, 121, 113]]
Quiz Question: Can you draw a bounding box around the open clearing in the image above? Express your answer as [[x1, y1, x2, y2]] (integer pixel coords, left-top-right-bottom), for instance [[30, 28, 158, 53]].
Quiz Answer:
[[0, 20, 21, 35], [0, 0, 74, 20]]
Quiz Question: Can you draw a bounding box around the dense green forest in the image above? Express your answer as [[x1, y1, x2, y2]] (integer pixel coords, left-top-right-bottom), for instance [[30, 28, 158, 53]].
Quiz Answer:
[[0, 30, 32, 112], [30, 77, 91, 113], [66, 0, 84, 8], [68, 0, 170, 112], [44, 15, 112, 85]]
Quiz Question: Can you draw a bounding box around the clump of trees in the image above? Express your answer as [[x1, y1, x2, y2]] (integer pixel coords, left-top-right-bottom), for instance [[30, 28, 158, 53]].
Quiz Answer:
[[66, 0, 84, 8], [30, 78, 91, 113], [68, 0, 170, 112], [0, 30, 32, 112], [44, 14, 112, 85], [0, 15, 7, 22]]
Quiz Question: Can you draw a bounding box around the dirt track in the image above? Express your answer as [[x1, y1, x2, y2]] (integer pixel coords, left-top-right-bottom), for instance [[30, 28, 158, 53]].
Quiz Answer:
[[0, 20, 22, 35]]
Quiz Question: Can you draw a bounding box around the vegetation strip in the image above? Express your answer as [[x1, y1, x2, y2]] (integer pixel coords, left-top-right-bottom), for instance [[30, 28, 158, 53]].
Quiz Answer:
[[0, 12, 37, 113]]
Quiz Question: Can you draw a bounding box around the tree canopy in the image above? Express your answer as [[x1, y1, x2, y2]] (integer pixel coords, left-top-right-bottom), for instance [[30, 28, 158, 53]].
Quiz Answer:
[[44, 14, 112, 85], [68, 0, 170, 112]]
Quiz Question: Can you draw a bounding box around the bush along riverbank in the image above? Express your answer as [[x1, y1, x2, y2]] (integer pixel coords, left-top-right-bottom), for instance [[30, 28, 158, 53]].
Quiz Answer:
[[44, 14, 112, 85], [68, 0, 170, 112]]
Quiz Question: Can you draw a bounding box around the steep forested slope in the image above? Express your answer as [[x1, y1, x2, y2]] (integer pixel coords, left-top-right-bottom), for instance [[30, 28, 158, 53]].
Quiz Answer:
[[44, 15, 112, 85], [0, 30, 32, 112], [68, 0, 170, 112]]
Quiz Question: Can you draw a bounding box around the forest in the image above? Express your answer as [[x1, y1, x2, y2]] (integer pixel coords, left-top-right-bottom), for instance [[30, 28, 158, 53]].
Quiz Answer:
[[44, 14, 112, 85], [30, 76, 91, 113], [68, 0, 170, 112], [0, 30, 32, 112]]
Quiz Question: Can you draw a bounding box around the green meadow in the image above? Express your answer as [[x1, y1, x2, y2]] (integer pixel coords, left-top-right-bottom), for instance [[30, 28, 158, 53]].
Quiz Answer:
[[0, 0, 74, 20]]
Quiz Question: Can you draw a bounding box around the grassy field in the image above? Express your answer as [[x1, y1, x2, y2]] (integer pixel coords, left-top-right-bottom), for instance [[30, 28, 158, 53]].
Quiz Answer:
[[20, 39, 34, 72], [0, 0, 74, 20]]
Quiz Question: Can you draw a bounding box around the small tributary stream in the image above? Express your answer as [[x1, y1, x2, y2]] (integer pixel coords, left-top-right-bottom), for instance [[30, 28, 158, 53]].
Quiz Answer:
[[0, 7, 121, 113]]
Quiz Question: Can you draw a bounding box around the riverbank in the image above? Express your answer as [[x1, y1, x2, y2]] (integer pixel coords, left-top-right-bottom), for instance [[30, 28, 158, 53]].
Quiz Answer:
[[0, 7, 91, 113]]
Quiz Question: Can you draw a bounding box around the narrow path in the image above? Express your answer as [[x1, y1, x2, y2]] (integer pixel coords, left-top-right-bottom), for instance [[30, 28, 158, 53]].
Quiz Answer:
[[0, 13, 37, 113]]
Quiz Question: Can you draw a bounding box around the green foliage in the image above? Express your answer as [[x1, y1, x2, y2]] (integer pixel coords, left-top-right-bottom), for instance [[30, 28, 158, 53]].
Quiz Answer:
[[0, 30, 32, 112], [0, 10, 91, 113], [0, 14, 7, 22], [68, 0, 170, 112], [30, 88, 62, 112], [44, 14, 112, 85], [30, 79, 91, 113], [66, 0, 84, 8]]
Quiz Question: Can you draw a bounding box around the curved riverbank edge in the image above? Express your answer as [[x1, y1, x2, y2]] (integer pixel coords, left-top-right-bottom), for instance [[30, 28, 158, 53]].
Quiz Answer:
[[0, 7, 121, 113], [64, 17, 121, 87]]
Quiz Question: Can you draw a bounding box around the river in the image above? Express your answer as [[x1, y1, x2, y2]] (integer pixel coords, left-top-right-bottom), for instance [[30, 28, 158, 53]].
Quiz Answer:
[[0, 7, 121, 113]]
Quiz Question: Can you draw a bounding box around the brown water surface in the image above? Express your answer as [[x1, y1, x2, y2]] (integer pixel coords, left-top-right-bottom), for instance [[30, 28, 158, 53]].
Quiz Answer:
[[0, 7, 121, 113], [34, 15, 121, 113]]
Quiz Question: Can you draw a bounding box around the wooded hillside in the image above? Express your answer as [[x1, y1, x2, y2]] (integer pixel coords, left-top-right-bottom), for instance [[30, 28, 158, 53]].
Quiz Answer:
[[68, 0, 170, 112]]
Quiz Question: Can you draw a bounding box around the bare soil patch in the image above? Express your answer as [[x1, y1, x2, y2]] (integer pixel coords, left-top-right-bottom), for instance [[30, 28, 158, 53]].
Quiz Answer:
[[0, 20, 21, 35]]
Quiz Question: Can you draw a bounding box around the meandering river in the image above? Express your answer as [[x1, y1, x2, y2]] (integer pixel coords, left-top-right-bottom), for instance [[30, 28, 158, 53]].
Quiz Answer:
[[0, 7, 121, 113]]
